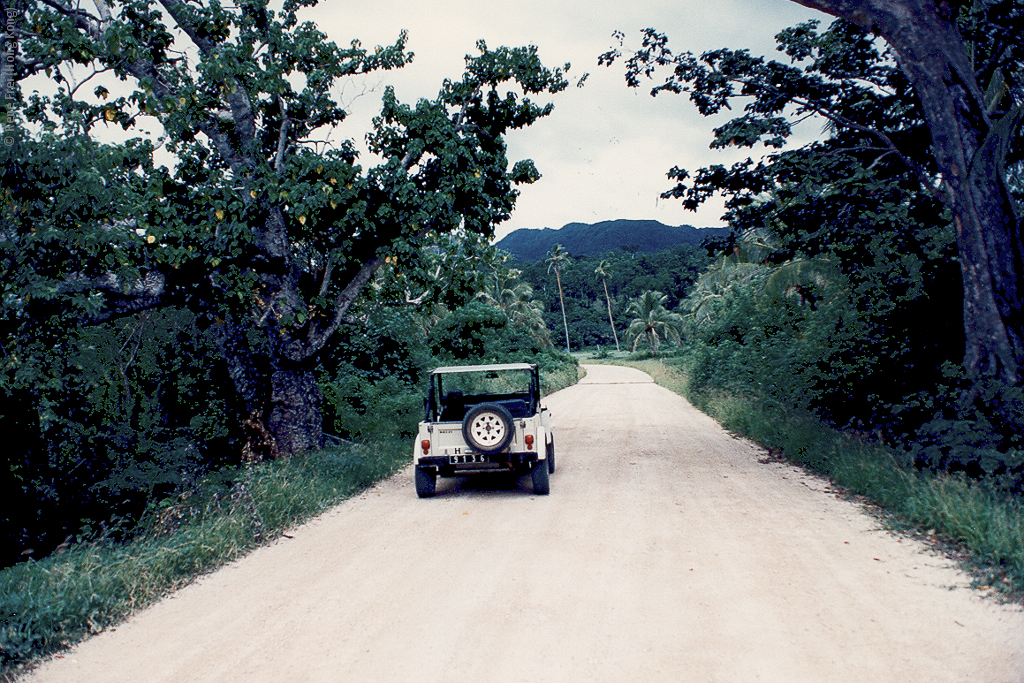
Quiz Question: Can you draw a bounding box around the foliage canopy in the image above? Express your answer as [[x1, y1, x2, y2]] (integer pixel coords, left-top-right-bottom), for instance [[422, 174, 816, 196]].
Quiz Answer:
[[602, 1, 1024, 384], [2, 0, 574, 458]]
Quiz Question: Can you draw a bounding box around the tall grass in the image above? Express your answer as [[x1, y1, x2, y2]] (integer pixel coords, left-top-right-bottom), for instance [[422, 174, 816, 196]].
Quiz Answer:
[[615, 357, 1024, 599], [0, 441, 409, 677]]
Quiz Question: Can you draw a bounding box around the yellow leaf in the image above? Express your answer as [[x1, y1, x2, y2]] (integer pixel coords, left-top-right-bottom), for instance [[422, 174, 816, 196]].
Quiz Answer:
[[329, 178, 338, 185], [330, 200, 338, 209], [146, 235, 156, 244], [179, 97, 187, 106], [250, 189, 257, 199], [298, 215, 307, 225], [323, 185, 331, 194], [215, 209, 225, 220], [317, 165, 324, 174], [104, 108, 116, 121]]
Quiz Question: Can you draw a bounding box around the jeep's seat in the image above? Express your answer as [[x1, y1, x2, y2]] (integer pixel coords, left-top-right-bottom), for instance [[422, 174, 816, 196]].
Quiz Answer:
[[501, 399, 530, 418], [440, 391, 466, 421]]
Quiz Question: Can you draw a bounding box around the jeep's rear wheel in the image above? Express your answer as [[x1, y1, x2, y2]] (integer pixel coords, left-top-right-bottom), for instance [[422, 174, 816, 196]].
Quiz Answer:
[[462, 403, 515, 454], [547, 435, 555, 474], [414, 467, 436, 498], [531, 457, 550, 495]]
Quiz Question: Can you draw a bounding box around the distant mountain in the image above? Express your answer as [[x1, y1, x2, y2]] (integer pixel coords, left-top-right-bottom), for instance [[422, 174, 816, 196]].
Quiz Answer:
[[494, 219, 730, 263]]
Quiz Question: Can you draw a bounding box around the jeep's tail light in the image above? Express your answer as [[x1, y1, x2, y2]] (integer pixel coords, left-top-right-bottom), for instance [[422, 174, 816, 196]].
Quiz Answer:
[[524, 434, 534, 450], [420, 439, 430, 455]]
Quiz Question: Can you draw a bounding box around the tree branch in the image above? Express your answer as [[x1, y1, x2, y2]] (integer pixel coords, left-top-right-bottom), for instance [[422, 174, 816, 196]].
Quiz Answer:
[[273, 99, 290, 174], [308, 254, 386, 352]]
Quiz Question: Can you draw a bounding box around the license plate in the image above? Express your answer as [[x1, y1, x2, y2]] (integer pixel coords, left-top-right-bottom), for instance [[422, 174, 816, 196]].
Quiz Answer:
[[450, 453, 487, 465]]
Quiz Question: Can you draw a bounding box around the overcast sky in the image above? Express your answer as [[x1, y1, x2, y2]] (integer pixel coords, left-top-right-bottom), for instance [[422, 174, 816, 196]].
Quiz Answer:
[[314, 0, 827, 238]]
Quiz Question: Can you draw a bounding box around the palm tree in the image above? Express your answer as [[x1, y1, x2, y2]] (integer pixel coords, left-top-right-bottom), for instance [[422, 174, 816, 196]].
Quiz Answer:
[[476, 270, 551, 347], [625, 290, 684, 356], [594, 259, 621, 352], [545, 244, 572, 353], [681, 227, 839, 332]]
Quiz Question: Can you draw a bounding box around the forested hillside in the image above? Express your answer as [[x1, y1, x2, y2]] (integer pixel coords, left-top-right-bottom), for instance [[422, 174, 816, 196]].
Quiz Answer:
[[512, 244, 709, 351], [495, 219, 728, 262]]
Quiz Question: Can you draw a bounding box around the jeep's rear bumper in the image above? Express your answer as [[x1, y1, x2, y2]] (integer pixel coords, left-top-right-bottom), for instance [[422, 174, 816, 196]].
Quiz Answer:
[[417, 452, 538, 475]]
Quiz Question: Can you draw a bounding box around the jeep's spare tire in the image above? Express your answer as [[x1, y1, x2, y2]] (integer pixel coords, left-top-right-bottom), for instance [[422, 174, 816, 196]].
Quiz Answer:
[[462, 402, 514, 454]]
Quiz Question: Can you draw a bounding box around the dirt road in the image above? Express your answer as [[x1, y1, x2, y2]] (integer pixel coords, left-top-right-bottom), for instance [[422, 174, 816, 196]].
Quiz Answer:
[[25, 364, 1024, 682]]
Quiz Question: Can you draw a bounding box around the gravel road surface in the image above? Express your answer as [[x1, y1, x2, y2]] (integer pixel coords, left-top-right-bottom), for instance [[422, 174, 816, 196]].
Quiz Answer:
[[25, 364, 1024, 682]]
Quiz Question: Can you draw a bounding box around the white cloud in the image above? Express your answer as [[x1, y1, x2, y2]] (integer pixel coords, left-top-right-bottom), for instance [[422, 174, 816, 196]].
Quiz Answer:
[[316, 0, 827, 238]]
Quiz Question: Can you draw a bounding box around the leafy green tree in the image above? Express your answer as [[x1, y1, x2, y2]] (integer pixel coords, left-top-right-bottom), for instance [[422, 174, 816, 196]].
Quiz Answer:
[[545, 243, 572, 353], [787, 0, 1023, 383], [365, 229, 497, 311], [624, 290, 683, 356], [603, 2, 1023, 384], [2, 0, 572, 456], [601, 18, 978, 427], [426, 300, 559, 365], [594, 259, 621, 352]]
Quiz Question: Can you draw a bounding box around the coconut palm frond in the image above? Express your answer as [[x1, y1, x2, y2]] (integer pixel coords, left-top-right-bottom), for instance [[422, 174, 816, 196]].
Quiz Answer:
[[624, 290, 684, 356]]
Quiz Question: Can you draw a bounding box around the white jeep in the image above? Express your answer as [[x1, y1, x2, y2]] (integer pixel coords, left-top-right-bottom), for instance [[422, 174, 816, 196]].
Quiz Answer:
[[412, 363, 555, 497]]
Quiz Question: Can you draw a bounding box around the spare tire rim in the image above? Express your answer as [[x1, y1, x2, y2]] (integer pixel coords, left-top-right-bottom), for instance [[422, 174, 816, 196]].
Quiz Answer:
[[469, 412, 506, 447]]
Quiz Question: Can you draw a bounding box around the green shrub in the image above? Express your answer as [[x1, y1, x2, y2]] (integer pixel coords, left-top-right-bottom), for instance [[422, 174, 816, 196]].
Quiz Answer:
[[428, 302, 512, 360], [1, 308, 243, 568], [424, 301, 580, 388], [324, 372, 423, 442], [905, 366, 1024, 494]]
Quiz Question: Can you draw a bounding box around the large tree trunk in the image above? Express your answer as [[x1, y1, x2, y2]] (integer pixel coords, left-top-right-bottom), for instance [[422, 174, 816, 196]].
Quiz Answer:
[[268, 367, 323, 456], [210, 315, 324, 458], [792, 0, 1023, 384]]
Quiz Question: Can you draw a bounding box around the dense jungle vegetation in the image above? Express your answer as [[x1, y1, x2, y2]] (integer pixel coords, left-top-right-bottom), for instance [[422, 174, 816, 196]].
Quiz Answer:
[[0, 0, 583, 569], [590, 2, 1024, 498]]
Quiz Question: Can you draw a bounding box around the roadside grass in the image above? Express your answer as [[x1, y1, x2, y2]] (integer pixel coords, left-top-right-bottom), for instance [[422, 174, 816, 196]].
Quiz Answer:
[[0, 441, 409, 679], [606, 356, 1024, 602], [543, 360, 587, 394]]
